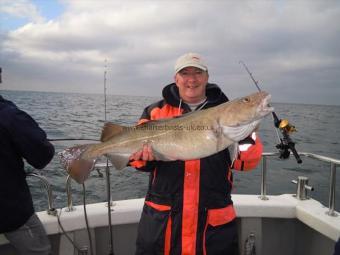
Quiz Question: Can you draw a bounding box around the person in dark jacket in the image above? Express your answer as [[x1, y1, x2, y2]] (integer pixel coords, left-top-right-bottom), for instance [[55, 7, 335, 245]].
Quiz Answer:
[[0, 73, 55, 254], [334, 238, 340, 255], [129, 53, 263, 255]]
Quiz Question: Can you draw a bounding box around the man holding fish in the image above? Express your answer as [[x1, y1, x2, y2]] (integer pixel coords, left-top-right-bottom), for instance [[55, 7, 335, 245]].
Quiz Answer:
[[60, 53, 273, 254], [128, 53, 269, 255]]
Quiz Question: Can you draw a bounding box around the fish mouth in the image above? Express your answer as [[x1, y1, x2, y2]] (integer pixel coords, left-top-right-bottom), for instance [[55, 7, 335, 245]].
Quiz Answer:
[[258, 94, 274, 116]]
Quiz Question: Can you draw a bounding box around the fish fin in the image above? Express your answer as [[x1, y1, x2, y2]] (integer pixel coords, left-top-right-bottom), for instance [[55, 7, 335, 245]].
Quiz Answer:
[[229, 143, 239, 165], [59, 144, 96, 184], [105, 153, 130, 170], [213, 125, 225, 152], [223, 120, 261, 143], [101, 122, 127, 142], [222, 125, 253, 142]]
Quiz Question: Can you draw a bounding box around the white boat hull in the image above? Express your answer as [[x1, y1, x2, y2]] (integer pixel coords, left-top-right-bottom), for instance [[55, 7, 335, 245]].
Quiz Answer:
[[1, 194, 338, 255]]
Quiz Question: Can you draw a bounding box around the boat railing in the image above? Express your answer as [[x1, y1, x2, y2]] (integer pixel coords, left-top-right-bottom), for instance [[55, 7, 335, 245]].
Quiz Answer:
[[260, 152, 339, 217], [27, 172, 57, 216], [32, 152, 338, 217]]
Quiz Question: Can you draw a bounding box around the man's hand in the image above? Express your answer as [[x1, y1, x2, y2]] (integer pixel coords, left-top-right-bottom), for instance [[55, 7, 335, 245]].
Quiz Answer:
[[129, 144, 155, 161]]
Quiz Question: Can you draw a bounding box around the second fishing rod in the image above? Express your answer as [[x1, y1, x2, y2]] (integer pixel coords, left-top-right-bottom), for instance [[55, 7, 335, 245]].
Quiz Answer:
[[239, 61, 302, 164]]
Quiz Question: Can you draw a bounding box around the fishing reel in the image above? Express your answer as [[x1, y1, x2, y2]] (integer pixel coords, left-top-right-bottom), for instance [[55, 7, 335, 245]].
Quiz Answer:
[[273, 113, 302, 164], [278, 119, 297, 134]]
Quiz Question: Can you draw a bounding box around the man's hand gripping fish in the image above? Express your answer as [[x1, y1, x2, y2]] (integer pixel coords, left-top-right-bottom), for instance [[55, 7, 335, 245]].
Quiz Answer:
[[59, 91, 273, 184]]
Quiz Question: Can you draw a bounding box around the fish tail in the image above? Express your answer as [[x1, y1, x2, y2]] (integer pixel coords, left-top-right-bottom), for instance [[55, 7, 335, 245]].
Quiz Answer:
[[59, 144, 96, 184]]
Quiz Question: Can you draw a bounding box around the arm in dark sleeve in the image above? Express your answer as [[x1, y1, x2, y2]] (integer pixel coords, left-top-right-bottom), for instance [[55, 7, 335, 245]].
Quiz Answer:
[[10, 108, 55, 169]]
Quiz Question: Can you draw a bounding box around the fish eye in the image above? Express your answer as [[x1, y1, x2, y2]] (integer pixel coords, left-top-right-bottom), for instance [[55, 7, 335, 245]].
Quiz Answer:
[[242, 97, 250, 103]]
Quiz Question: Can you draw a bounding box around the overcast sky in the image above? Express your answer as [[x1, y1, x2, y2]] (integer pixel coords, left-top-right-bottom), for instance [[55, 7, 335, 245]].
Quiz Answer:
[[0, 0, 339, 105]]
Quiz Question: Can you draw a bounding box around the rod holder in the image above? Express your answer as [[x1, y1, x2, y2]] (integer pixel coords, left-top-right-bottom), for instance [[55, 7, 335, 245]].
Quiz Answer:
[[291, 176, 314, 200]]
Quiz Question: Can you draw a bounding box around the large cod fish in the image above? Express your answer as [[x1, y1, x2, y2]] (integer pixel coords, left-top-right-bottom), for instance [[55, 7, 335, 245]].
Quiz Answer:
[[59, 91, 273, 184]]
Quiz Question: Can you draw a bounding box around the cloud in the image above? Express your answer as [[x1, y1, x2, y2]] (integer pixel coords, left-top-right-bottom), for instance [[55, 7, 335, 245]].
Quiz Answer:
[[0, 0, 45, 23], [0, 0, 340, 105]]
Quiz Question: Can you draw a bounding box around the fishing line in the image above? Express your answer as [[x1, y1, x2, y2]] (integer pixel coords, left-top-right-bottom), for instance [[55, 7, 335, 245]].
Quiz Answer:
[[56, 209, 83, 253], [82, 183, 94, 255], [55, 183, 94, 254]]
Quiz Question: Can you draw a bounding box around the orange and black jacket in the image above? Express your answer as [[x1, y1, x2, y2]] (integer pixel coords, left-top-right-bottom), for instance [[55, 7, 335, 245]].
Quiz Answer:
[[130, 83, 263, 255]]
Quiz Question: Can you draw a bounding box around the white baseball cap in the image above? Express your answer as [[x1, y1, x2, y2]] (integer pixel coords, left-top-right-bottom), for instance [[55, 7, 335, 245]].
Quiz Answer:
[[174, 53, 208, 74]]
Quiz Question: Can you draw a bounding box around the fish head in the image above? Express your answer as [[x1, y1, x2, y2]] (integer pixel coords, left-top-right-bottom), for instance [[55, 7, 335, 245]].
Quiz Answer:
[[219, 91, 274, 141]]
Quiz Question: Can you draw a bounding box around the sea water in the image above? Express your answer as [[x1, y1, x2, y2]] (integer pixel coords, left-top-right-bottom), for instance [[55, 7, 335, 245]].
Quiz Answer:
[[1, 90, 340, 212]]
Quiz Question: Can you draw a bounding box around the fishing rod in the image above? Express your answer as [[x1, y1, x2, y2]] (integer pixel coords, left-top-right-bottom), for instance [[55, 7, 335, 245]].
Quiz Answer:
[[51, 59, 115, 255], [239, 61, 302, 164], [104, 59, 115, 255]]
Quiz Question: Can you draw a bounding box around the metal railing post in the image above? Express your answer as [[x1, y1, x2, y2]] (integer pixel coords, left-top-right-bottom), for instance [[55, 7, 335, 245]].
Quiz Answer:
[[326, 163, 337, 216], [259, 155, 269, 200], [65, 175, 75, 212], [27, 173, 57, 216]]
